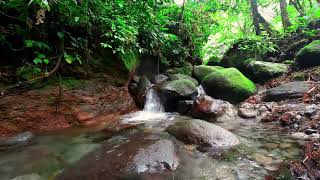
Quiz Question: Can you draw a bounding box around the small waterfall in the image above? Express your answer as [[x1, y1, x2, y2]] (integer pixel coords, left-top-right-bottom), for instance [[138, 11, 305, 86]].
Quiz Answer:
[[197, 85, 206, 97], [143, 89, 164, 112], [120, 88, 167, 125]]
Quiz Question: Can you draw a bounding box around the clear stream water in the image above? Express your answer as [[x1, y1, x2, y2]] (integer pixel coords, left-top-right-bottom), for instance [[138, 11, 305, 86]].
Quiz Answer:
[[0, 90, 302, 180]]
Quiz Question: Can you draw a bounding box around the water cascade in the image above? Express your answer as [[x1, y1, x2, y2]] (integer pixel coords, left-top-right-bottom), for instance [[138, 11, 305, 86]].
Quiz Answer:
[[120, 88, 167, 124]]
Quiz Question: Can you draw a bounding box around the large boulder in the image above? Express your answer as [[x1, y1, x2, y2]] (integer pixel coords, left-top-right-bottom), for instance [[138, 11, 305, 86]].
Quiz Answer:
[[56, 133, 179, 180], [201, 68, 256, 103], [157, 79, 198, 111], [263, 81, 316, 101], [132, 76, 151, 107], [169, 74, 199, 86], [192, 65, 224, 82], [244, 61, 289, 81], [167, 119, 239, 151], [295, 40, 320, 69]]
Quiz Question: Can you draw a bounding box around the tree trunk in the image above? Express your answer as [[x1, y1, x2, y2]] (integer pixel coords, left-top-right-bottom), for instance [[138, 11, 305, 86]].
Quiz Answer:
[[250, 0, 261, 35], [279, 0, 292, 31], [289, 0, 305, 16], [256, 13, 278, 36]]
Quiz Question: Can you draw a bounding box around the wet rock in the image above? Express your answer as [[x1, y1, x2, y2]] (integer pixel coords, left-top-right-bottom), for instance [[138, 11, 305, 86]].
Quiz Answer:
[[244, 60, 289, 82], [305, 129, 318, 135], [177, 100, 194, 115], [238, 108, 257, 119], [263, 81, 315, 101], [157, 79, 198, 111], [192, 65, 224, 82], [264, 165, 278, 172], [168, 74, 199, 86], [304, 104, 320, 116], [134, 75, 152, 107], [0, 132, 34, 150], [291, 132, 309, 140], [151, 74, 168, 85], [295, 40, 320, 69], [201, 68, 256, 103], [56, 133, 179, 180], [253, 153, 273, 165], [258, 106, 268, 113], [167, 119, 239, 151], [191, 95, 228, 122]]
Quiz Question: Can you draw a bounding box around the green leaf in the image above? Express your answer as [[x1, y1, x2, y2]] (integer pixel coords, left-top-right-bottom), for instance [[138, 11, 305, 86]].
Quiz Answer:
[[43, 59, 49, 64], [25, 40, 33, 48], [33, 58, 42, 64], [64, 52, 73, 64], [57, 32, 64, 39], [75, 17, 80, 22]]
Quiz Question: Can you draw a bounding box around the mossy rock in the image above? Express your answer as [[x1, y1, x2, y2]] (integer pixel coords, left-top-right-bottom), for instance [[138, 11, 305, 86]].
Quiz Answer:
[[192, 65, 224, 82], [160, 79, 197, 98], [168, 74, 199, 86], [157, 79, 198, 111], [295, 40, 320, 69], [244, 61, 289, 81], [201, 68, 256, 103]]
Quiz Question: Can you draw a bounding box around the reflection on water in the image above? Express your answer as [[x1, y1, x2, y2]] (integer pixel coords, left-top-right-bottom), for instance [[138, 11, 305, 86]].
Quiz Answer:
[[0, 113, 300, 180]]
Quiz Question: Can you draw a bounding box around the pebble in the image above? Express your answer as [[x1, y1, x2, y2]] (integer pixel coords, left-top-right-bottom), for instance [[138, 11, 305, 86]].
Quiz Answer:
[[264, 165, 279, 171], [254, 153, 273, 165], [305, 104, 320, 116], [291, 132, 309, 140], [310, 133, 320, 139], [279, 143, 292, 149], [238, 108, 257, 119], [295, 115, 302, 120], [241, 103, 254, 109], [305, 129, 318, 135], [264, 143, 278, 149], [258, 106, 268, 113]]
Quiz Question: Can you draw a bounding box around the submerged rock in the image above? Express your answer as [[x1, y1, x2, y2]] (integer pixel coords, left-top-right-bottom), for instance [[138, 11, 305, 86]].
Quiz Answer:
[[201, 68, 256, 103], [167, 119, 239, 151], [295, 40, 320, 69], [244, 61, 289, 81], [192, 65, 224, 82], [56, 133, 179, 180], [263, 81, 315, 101], [0, 131, 34, 150]]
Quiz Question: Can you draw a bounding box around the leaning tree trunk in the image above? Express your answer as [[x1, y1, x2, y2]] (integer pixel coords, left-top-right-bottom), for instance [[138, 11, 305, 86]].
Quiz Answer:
[[279, 0, 292, 32], [289, 0, 305, 16], [250, 0, 261, 35], [257, 13, 278, 36]]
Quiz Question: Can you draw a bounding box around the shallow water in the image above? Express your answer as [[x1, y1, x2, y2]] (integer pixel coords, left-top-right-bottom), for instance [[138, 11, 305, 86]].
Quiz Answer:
[[0, 112, 301, 180]]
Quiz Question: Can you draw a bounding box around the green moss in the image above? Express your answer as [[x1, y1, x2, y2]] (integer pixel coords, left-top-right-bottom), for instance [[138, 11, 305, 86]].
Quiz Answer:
[[202, 67, 256, 102], [192, 65, 224, 82], [296, 40, 320, 68], [245, 61, 289, 80], [169, 74, 199, 86], [164, 79, 197, 97]]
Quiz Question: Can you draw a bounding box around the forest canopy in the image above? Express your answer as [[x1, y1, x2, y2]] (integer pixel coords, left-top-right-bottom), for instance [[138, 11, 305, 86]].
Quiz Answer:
[[1, 0, 320, 75]]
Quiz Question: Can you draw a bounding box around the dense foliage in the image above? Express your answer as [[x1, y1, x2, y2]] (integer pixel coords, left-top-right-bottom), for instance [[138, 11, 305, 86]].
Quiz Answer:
[[1, 0, 320, 78]]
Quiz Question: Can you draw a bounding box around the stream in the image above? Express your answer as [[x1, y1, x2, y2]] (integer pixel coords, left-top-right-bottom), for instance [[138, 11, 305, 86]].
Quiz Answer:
[[0, 89, 303, 180]]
